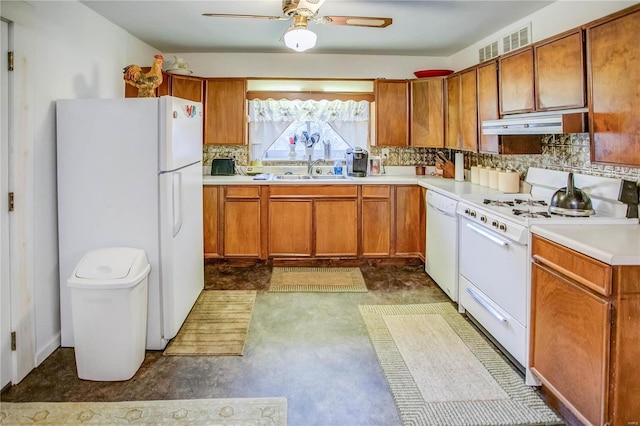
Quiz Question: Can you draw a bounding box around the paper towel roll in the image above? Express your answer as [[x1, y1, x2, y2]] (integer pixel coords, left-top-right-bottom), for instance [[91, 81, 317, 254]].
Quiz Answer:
[[479, 167, 490, 187], [455, 153, 464, 181], [498, 170, 520, 193], [470, 166, 479, 184], [489, 168, 500, 189]]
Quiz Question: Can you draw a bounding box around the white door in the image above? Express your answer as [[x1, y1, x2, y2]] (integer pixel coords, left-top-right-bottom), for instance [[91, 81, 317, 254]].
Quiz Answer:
[[1, 19, 13, 389], [159, 163, 204, 340]]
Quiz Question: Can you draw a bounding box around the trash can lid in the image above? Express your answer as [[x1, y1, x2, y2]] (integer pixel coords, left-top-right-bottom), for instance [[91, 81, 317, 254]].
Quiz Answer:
[[68, 247, 150, 289]]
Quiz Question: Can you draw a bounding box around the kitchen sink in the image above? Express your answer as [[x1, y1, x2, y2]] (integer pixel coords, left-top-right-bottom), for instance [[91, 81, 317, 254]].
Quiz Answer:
[[311, 175, 351, 180], [271, 175, 312, 180], [270, 174, 351, 180]]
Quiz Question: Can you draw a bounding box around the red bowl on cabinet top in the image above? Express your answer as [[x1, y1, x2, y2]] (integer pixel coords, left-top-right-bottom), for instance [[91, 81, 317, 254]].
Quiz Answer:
[[413, 69, 454, 78]]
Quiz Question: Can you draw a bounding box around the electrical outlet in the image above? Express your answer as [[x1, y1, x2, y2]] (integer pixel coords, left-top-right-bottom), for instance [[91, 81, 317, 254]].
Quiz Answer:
[[381, 148, 390, 159]]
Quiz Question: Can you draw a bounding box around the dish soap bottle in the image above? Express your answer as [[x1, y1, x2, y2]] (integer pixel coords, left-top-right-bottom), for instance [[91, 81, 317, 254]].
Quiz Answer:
[[333, 160, 343, 176]]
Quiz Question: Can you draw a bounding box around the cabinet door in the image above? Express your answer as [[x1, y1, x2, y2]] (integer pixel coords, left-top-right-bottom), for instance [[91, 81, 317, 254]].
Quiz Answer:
[[362, 199, 391, 256], [477, 61, 500, 153], [587, 8, 640, 166], [268, 200, 312, 257], [410, 79, 444, 148], [530, 263, 610, 426], [205, 78, 247, 145], [224, 200, 261, 257], [375, 79, 409, 147], [170, 75, 204, 102], [535, 31, 585, 111], [445, 75, 461, 149], [460, 68, 478, 152], [203, 186, 220, 257], [315, 199, 358, 256], [394, 185, 422, 256], [499, 48, 535, 114]]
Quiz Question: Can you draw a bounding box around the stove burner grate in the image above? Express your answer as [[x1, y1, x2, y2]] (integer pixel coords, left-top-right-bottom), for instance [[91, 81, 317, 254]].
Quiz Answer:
[[484, 199, 514, 207], [515, 199, 548, 207], [512, 209, 551, 218]]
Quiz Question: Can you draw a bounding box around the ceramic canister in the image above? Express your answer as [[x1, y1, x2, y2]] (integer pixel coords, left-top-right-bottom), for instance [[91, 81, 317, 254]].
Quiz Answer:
[[489, 168, 501, 189], [498, 170, 520, 193], [479, 166, 490, 187], [470, 166, 480, 184]]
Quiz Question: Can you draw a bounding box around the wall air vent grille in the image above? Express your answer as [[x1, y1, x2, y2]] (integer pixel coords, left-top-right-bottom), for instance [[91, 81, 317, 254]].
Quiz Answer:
[[478, 41, 499, 63], [503, 23, 532, 54]]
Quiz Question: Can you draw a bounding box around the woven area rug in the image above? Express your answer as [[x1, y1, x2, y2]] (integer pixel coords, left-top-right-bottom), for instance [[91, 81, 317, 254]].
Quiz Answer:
[[269, 267, 367, 292], [359, 303, 562, 426], [163, 290, 256, 356], [0, 398, 287, 425]]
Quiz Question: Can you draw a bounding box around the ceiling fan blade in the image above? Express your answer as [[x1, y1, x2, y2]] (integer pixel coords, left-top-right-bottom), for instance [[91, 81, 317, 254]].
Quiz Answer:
[[319, 16, 392, 28], [202, 13, 286, 21]]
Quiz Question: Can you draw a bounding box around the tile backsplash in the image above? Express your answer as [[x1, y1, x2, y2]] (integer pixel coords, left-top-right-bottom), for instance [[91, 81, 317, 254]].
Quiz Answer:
[[203, 134, 639, 183]]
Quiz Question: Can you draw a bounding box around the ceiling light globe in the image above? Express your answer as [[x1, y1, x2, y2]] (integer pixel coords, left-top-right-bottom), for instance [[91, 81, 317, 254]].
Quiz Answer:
[[284, 27, 317, 52]]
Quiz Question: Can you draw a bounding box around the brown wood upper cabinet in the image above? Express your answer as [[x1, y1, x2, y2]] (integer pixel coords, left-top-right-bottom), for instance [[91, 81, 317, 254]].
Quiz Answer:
[[499, 47, 535, 114], [535, 30, 585, 111], [477, 61, 500, 153], [375, 79, 409, 146], [530, 235, 640, 426], [446, 68, 478, 152], [500, 31, 586, 115], [410, 78, 444, 148], [204, 78, 247, 145], [125, 72, 203, 102], [587, 5, 640, 166]]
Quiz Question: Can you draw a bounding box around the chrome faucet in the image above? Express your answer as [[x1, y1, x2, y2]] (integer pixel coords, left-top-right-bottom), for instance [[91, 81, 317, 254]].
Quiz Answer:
[[307, 155, 324, 175]]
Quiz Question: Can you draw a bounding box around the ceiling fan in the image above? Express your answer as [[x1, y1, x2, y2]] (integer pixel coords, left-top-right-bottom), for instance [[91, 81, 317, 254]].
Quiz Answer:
[[202, 0, 393, 52]]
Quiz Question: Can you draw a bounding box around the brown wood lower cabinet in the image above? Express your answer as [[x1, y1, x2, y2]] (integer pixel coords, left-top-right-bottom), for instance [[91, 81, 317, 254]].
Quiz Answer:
[[203, 184, 425, 260], [203, 185, 220, 258], [223, 186, 263, 258], [269, 200, 312, 257], [530, 235, 640, 426], [315, 199, 358, 256], [361, 185, 391, 257], [395, 185, 422, 256]]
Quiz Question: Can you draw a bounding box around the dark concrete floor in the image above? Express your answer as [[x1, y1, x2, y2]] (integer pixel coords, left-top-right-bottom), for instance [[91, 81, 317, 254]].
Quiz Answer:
[[1, 264, 554, 426]]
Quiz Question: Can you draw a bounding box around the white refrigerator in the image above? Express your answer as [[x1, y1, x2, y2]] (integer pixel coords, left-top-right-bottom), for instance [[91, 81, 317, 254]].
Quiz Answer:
[[56, 96, 204, 350]]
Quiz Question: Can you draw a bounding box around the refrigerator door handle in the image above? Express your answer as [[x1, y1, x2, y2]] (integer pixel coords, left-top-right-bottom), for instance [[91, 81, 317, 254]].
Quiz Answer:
[[172, 172, 183, 237]]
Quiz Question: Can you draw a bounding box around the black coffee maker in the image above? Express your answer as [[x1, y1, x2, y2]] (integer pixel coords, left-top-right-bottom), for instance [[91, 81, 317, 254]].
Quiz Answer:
[[346, 148, 368, 177]]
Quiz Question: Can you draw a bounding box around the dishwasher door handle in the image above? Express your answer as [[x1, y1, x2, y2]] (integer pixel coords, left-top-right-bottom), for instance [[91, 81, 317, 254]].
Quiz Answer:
[[465, 288, 507, 323], [427, 203, 456, 218], [466, 223, 509, 247]]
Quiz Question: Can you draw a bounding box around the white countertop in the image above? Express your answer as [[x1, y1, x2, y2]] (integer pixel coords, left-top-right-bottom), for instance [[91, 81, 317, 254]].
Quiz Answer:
[[203, 167, 503, 198], [530, 224, 640, 265]]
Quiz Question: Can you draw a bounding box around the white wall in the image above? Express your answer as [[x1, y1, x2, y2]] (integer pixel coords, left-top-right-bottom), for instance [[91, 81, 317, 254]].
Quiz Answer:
[[450, 0, 638, 71], [165, 52, 450, 79], [0, 0, 157, 380]]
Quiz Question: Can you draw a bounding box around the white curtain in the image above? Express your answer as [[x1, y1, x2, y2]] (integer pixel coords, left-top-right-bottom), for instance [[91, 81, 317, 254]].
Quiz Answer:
[[248, 99, 369, 160]]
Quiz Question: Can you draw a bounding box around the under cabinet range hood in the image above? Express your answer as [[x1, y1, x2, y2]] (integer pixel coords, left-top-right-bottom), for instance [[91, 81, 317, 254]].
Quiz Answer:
[[482, 108, 587, 135]]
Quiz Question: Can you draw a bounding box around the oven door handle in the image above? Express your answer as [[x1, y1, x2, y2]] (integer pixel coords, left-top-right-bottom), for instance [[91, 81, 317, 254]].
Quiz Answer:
[[466, 223, 509, 247], [465, 288, 507, 323]]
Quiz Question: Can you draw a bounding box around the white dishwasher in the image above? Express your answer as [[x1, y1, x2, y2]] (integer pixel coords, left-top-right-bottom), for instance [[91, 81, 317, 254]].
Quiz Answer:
[[425, 190, 459, 302]]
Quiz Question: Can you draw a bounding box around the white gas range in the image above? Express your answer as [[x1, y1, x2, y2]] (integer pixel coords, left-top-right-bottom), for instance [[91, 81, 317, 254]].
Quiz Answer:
[[454, 167, 636, 385]]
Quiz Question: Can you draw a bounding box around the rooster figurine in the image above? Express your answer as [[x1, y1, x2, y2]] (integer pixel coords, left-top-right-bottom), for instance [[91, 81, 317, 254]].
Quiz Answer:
[[123, 54, 164, 97]]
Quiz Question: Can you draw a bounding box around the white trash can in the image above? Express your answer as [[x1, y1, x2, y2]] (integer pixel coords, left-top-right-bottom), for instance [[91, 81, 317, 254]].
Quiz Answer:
[[68, 247, 151, 381]]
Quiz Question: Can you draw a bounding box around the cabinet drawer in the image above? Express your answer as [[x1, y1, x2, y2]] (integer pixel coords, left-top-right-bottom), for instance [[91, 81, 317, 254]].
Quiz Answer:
[[532, 235, 612, 296], [362, 185, 390, 198], [269, 185, 357, 198], [225, 186, 261, 199]]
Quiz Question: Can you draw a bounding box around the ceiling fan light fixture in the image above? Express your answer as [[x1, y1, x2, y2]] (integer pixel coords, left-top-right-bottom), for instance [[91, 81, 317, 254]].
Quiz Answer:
[[283, 26, 317, 52]]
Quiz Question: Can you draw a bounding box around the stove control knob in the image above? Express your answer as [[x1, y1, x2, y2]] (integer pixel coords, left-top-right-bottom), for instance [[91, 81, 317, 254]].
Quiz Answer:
[[470, 211, 477, 218], [492, 220, 499, 228], [499, 223, 507, 231], [464, 208, 470, 215], [480, 215, 487, 223]]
